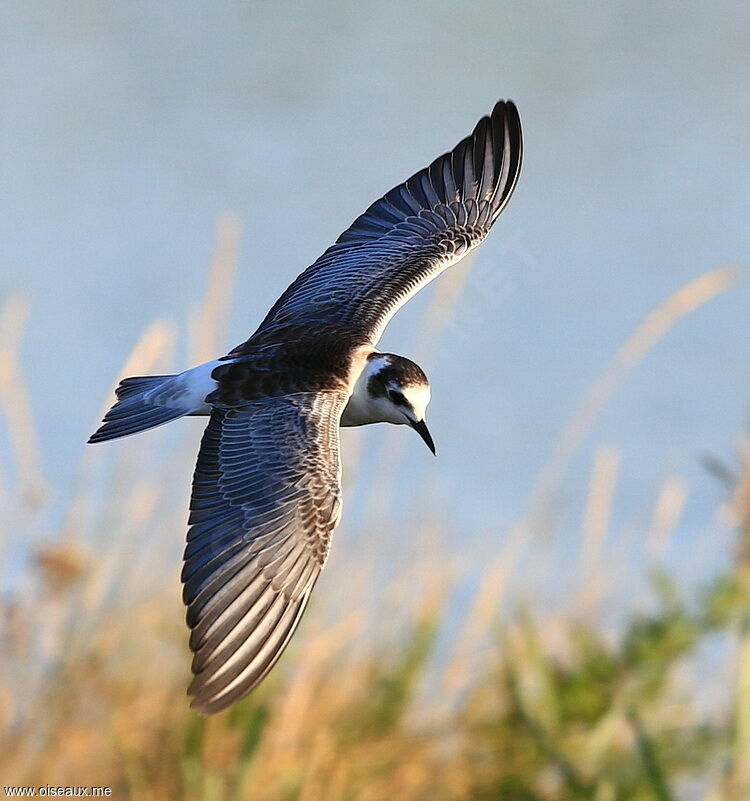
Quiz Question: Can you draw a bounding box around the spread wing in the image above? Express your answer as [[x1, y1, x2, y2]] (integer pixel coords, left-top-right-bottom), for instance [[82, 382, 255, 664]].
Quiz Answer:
[[182, 390, 347, 714], [234, 99, 522, 353]]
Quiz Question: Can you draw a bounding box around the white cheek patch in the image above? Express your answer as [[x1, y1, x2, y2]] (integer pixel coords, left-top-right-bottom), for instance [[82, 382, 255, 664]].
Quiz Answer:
[[404, 385, 431, 419]]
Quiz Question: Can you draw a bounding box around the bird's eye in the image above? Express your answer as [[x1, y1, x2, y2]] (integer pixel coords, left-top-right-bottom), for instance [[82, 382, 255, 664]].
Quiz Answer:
[[388, 390, 406, 405]]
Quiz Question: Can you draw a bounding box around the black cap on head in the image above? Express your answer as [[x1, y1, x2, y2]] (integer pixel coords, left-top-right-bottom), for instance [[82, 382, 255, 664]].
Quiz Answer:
[[366, 353, 428, 397]]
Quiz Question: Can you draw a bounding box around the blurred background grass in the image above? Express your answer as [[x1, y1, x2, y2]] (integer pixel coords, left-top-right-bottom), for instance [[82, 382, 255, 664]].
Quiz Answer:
[[0, 222, 748, 799]]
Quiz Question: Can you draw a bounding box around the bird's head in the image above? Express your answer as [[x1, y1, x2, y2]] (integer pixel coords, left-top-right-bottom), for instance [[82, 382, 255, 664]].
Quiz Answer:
[[363, 353, 435, 454]]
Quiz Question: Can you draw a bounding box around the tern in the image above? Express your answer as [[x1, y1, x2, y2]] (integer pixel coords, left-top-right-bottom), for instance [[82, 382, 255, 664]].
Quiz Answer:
[[90, 100, 523, 714]]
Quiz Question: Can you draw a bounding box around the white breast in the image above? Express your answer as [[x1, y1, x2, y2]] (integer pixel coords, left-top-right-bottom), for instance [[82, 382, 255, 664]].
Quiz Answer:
[[340, 352, 388, 427]]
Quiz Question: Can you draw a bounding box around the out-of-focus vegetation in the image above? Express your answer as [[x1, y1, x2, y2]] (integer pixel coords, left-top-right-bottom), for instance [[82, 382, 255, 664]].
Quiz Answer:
[[0, 220, 747, 800]]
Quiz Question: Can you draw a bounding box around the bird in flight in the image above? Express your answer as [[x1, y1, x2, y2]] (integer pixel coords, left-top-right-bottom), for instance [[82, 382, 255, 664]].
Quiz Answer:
[[90, 100, 523, 714]]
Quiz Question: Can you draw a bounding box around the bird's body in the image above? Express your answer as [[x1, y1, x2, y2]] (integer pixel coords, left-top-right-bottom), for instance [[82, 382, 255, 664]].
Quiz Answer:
[[90, 100, 523, 714], [91, 348, 429, 432]]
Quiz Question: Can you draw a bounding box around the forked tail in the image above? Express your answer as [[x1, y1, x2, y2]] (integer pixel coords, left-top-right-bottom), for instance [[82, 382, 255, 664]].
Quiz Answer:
[[88, 374, 187, 443]]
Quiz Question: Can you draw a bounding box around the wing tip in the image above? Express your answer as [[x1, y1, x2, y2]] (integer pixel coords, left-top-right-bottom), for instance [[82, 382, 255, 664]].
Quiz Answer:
[[343, 98, 523, 244], [186, 588, 313, 715]]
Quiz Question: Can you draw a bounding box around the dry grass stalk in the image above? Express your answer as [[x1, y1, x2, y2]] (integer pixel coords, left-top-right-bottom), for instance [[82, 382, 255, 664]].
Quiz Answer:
[[525, 265, 742, 525], [646, 476, 687, 561], [188, 212, 242, 365], [580, 444, 619, 576], [0, 295, 45, 504]]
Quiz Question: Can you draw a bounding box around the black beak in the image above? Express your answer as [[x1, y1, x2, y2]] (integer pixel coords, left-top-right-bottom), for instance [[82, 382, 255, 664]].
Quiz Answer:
[[409, 419, 436, 455]]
